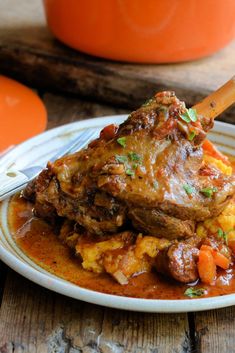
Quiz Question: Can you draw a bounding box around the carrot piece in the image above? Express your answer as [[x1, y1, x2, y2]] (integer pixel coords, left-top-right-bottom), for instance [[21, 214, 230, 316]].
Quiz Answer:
[[200, 244, 214, 252], [213, 252, 230, 270], [200, 245, 231, 270], [198, 250, 216, 285], [202, 139, 230, 165]]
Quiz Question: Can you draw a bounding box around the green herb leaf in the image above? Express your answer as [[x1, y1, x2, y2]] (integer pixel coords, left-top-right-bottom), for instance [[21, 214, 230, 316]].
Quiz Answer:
[[180, 108, 198, 124], [132, 163, 139, 169], [126, 169, 135, 177], [183, 184, 195, 195], [188, 108, 197, 122], [179, 112, 191, 123], [117, 137, 126, 148], [115, 155, 128, 164], [217, 228, 228, 244], [128, 152, 141, 162], [188, 131, 196, 141], [200, 187, 218, 198], [184, 287, 205, 298]]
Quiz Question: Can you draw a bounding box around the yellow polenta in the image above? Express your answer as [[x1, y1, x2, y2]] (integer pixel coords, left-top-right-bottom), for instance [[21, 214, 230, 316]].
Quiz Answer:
[[197, 155, 234, 238], [203, 154, 232, 176]]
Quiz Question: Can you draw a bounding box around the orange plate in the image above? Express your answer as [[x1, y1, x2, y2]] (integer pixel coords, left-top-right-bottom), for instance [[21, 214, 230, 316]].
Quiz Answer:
[[0, 76, 47, 153]]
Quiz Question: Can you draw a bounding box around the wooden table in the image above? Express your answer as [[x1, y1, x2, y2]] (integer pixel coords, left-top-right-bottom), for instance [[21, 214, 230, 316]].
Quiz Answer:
[[1, 1, 235, 352]]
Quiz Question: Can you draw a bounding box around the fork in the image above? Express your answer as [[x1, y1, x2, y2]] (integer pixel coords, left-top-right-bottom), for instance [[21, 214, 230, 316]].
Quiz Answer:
[[0, 128, 99, 201]]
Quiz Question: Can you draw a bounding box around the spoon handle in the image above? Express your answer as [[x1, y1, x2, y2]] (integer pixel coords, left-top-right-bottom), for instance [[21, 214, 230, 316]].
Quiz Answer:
[[193, 76, 235, 119]]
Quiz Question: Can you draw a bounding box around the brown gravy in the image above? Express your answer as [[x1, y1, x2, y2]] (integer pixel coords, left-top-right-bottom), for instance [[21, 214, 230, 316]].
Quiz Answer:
[[8, 192, 235, 300]]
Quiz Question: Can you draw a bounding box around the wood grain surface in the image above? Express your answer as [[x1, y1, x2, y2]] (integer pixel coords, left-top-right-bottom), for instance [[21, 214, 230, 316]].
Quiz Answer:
[[0, 0, 235, 124], [194, 308, 235, 353], [0, 271, 189, 353]]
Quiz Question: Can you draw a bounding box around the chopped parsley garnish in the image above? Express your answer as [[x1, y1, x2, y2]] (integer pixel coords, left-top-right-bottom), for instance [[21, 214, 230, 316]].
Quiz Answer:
[[128, 152, 141, 162], [115, 155, 128, 164], [126, 169, 135, 177], [132, 163, 139, 169], [180, 108, 198, 123], [115, 151, 142, 176], [200, 187, 218, 198], [117, 137, 126, 148], [217, 228, 228, 245], [188, 131, 196, 141], [183, 184, 195, 195], [218, 228, 224, 237], [184, 287, 205, 298]]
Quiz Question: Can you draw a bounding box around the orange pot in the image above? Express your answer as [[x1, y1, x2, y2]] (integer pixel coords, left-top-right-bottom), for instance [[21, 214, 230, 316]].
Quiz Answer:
[[43, 0, 235, 63]]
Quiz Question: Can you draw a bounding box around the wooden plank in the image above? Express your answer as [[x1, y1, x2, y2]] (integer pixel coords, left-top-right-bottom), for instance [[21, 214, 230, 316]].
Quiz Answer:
[[0, 0, 235, 123], [194, 307, 235, 352], [0, 271, 190, 353], [0, 261, 7, 308]]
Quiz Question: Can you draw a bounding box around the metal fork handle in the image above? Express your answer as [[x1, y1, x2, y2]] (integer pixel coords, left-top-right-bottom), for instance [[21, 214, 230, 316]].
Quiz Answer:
[[50, 128, 97, 162], [0, 170, 29, 201]]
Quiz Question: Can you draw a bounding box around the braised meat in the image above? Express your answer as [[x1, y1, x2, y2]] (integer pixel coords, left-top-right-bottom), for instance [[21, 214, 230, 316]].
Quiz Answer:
[[24, 91, 235, 240], [155, 238, 200, 283], [154, 235, 232, 284]]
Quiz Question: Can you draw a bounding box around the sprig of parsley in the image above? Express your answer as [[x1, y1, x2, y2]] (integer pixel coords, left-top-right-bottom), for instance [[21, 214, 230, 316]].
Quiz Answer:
[[184, 287, 206, 298]]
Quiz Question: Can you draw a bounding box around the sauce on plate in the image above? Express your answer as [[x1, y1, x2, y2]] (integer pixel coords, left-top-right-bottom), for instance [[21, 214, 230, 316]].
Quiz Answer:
[[8, 186, 235, 300]]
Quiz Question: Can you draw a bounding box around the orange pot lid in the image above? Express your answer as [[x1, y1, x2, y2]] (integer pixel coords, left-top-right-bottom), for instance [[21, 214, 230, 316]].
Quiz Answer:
[[0, 76, 47, 154]]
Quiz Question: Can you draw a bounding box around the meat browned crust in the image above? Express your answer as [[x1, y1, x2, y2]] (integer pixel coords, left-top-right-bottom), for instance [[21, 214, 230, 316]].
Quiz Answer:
[[23, 91, 235, 240]]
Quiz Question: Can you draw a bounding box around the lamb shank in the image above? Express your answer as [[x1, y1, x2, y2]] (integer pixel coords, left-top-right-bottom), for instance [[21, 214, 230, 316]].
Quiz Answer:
[[24, 91, 235, 241]]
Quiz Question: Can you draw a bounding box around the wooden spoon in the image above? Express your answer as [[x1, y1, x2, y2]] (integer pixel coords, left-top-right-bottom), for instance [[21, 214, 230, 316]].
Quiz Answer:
[[193, 76, 235, 119]]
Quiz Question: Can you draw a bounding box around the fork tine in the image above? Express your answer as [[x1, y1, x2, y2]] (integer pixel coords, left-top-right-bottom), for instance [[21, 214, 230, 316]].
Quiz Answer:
[[69, 129, 99, 154], [50, 128, 96, 162], [0, 128, 100, 201]]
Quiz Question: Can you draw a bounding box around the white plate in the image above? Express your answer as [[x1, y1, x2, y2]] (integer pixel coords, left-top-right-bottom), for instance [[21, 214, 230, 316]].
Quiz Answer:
[[0, 115, 235, 313]]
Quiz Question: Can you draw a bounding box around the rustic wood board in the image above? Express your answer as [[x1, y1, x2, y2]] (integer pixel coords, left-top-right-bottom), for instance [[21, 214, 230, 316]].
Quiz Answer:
[[0, 271, 189, 353], [194, 308, 235, 353], [0, 0, 235, 124]]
